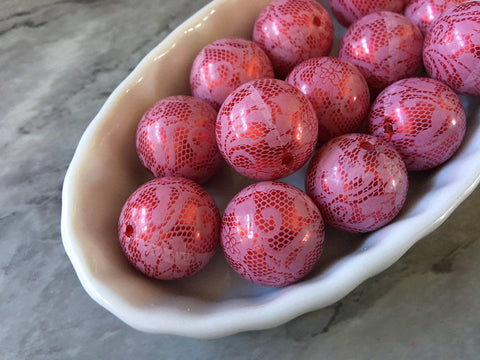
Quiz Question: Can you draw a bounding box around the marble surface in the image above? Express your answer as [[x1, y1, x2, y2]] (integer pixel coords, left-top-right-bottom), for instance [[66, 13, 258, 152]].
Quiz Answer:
[[1, 0, 479, 359]]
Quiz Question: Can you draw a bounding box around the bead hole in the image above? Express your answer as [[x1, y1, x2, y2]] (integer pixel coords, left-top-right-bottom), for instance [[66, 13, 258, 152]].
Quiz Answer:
[[125, 224, 134, 237], [360, 141, 375, 151], [282, 153, 294, 166], [313, 16, 321, 26], [384, 123, 394, 134]]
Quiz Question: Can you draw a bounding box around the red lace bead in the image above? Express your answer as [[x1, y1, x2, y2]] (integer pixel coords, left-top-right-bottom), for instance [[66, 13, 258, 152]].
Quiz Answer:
[[367, 77, 466, 171], [253, 0, 334, 78], [136, 95, 222, 184], [404, 0, 468, 35], [328, 0, 406, 28], [286, 57, 370, 144], [216, 78, 318, 181], [339, 11, 423, 96], [118, 177, 221, 280], [221, 181, 325, 287], [423, 1, 480, 95], [306, 133, 408, 233], [190, 38, 274, 111]]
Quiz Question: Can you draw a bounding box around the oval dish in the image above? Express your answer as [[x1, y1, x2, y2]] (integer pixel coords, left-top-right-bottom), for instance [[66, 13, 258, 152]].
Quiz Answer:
[[61, 0, 480, 338]]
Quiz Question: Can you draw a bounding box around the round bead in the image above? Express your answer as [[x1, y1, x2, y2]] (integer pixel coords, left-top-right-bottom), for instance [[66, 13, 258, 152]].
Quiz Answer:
[[305, 133, 408, 233], [221, 181, 325, 287], [253, 0, 334, 78], [404, 0, 467, 35], [118, 177, 221, 280], [190, 38, 274, 111], [338, 11, 423, 96], [423, 1, 480, 95], [328, 0, 406, 28], [136, 95, 222, 184], [216, 78, 318, 181], [367, 77, 466, 171], [286, 57, 370, 144]]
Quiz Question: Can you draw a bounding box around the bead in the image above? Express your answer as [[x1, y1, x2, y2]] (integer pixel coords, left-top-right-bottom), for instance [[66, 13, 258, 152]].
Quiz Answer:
[[190, 38, 274, 111], [339, 11, 423, 96], [253, 0, 334, 78], [118, 177, 221, 280], [221, 181, 325, 287], [328, 0, 406, 27], [367, 77, 466, 171], [286, 56, 370, 144], [404, 0, 467, 35], [216, 78, 318, 181], [136, 95, 222, 184], [305, 133, 408, 233], [423, 1, 480, 95]]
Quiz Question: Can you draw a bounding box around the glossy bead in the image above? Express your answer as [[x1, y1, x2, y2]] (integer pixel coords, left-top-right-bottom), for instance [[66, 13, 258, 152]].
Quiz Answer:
[[118, 177, 221, 280], [136, 95, 222, 184], [221, 181, 325, 287], [216, 78, 318, 181], [190, 38, 274, 111], [404, 0, 467, 35], [253, 0, 334, 78], [286, 57, 370, 144], [328, 0, 406, 28], [367, 77, 466, 171], [423, 1, 480, 95], [305, 133, 408, 233], [339, 11, 423, 96]]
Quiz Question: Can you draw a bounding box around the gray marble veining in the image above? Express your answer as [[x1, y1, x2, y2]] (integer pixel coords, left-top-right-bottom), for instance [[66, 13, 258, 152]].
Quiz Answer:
[[1, 1, 479, 359]]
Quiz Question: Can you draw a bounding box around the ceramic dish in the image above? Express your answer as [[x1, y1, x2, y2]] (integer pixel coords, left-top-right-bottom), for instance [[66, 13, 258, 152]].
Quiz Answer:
[[61, 0, 480, 338]]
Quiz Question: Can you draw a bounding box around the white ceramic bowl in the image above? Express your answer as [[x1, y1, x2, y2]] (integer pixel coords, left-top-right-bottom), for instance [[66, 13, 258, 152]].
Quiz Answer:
[[61, 0, 480, 338]]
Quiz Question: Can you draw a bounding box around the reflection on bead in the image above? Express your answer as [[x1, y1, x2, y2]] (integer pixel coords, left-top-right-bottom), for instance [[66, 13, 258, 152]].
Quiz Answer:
[[221, 181, 325, 287]]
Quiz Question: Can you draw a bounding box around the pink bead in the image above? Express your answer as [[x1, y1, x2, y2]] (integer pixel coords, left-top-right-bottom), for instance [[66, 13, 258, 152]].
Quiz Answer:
[[305, 133, 408, 233], [328, 0, 407, 27], [286, 57, 370, 144], [423, 1, 480, 95], [118, 177, 221, 280], [221, 181, 325, 287], [136, 95, 222, 184], [253, 0, 334, 78], [367, 77, 466, 171], [190, 38, 274, 111], [216, 78, 318, 181], [404, 0, 467, 35], [339, 11, 423, 96]]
